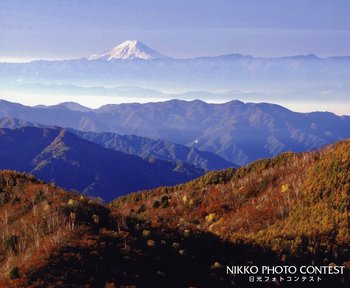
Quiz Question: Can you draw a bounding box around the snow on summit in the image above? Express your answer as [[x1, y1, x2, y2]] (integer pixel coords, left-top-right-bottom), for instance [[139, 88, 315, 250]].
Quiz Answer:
[[88, 40, 169, 60]]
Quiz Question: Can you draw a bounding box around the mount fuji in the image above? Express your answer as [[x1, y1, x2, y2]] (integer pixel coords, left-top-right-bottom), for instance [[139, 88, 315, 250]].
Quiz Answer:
[[88, 40, 170, 60], [1, 41, 350, 113]]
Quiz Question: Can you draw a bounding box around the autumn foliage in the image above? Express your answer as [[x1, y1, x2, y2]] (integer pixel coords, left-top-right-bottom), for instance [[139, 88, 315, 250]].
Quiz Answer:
[[113, 140, 350, 268], [1, 139, 350, 287]]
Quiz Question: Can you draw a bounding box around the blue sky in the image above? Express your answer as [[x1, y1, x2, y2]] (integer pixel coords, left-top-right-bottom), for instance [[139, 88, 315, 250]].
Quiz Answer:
[[1, 0, 350, 61]]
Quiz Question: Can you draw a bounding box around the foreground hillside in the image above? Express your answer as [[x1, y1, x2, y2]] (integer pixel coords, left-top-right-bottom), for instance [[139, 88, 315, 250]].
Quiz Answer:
[[112, 139, 350, 284], [0, 126, 203, 201], [0, 170, 264, 288], [1, 139, 350, 287]]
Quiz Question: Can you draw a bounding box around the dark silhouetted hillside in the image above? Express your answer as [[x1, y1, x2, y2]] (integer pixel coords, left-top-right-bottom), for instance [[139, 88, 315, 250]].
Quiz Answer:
[[0, 117, 236, 171], [0, 127, 203, 201]]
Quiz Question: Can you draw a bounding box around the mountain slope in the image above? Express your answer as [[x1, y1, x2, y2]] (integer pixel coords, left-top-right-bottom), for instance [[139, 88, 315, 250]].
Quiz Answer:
[[0, 171, 274, 288], [2, 140, 350, 287], [71, 130, 235, 171], [0, 127, 203, 200], [112, 139, 350, 276], [0, 117, 235, 171], [88, 40, 169, 60]]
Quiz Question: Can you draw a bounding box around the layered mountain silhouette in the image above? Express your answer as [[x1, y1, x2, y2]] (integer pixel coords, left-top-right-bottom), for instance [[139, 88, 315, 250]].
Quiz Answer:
[[0, 99, 349, 165], [0, 117, 235, 171], [71, 130, 235, 171], [0, 126, 203, 200], [1, 40, 349, 115], [1, 43, 349, 93]]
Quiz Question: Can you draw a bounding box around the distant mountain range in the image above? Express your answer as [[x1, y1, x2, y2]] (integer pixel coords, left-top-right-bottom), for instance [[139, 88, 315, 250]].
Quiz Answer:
[[0, 117, 234, 171], [0, 99, 349, 165], [2, 83, 350, 108], [0, 126, 203, 200], [1, 40, 349, 94], [1, 40, 349, 116]]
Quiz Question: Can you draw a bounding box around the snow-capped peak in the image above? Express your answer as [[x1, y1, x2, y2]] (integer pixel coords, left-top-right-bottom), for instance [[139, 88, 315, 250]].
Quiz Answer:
[[88, 40, 169, 60]]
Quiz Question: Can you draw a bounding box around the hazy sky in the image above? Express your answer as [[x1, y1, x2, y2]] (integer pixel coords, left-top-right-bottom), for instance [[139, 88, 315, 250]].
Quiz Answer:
[[1, 0, 350, 61]]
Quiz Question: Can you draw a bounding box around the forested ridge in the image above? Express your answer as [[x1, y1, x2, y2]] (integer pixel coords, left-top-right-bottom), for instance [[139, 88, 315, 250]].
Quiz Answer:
[[113, 140, 350, 264], [1, 139, 350, 287]]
